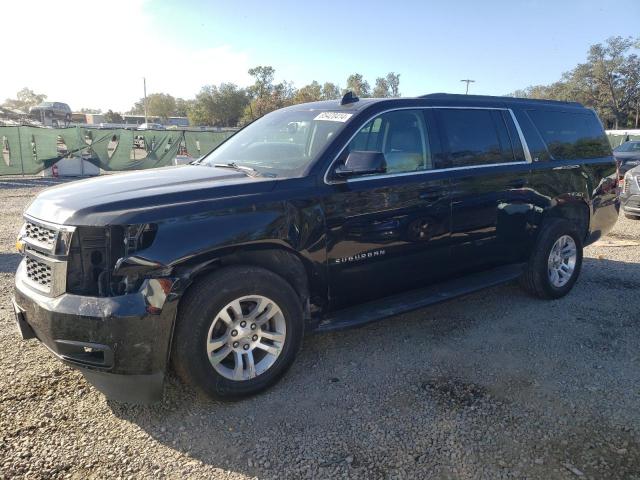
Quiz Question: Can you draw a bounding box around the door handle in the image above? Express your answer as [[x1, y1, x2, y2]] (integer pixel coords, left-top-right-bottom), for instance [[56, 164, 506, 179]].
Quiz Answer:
[[507, 178, 526, 188], [552, 164, 580, 170]]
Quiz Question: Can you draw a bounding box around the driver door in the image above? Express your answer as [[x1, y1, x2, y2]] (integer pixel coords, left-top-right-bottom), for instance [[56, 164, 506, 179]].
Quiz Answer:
[[322, 109, 452, 310]]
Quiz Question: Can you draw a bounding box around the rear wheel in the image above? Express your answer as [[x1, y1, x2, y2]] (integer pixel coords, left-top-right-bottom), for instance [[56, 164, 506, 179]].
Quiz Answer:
[[520, 219, 583, 299], [172, 266, 304, 399]]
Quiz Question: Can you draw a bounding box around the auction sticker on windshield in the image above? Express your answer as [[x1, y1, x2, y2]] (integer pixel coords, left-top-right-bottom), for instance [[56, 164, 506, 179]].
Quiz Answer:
[[314, 112, 353, 122]]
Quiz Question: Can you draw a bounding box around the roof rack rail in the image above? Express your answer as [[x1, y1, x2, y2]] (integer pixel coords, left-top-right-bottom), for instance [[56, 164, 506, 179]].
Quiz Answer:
[[418, 93, 582, 106]]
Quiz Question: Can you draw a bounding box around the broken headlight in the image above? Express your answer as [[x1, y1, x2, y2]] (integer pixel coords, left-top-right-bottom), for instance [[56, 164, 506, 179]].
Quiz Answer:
[[124, 223, 157, 256]]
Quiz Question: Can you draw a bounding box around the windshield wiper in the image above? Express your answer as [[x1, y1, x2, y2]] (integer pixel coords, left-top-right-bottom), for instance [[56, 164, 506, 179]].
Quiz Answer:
[[213, 162, 261, 177]]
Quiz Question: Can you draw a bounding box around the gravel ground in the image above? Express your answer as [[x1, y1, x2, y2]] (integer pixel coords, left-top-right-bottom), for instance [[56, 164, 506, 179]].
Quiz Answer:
[[0, 178, 639, 479]]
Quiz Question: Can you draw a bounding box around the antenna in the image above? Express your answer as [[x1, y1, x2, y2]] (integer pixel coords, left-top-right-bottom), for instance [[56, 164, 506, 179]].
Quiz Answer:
[[341, 91, 359, 105], [460, 79, 475, 95]]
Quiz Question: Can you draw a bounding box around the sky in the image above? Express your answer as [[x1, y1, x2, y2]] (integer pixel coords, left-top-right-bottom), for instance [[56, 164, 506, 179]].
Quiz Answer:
[[1, 0, 638, 113]]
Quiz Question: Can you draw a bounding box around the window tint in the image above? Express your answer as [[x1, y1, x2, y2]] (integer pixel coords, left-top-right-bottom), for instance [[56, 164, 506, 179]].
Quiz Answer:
[[438, 109, 516, 167], [344, 109, 431, 174], [527, 110, 611, 160]]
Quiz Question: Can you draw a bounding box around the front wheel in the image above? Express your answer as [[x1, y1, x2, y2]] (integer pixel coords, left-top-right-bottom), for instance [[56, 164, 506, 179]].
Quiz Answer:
[[172, 266, 304, 399], [520, 219, 583, 299]]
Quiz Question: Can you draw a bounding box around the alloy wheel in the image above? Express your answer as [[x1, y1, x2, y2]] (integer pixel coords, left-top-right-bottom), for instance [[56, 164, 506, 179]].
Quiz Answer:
[[205, 295, 286, 381], [547, 235, 577, 288]]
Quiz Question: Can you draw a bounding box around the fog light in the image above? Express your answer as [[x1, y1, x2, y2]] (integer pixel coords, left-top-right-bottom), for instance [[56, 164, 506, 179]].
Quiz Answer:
[[16, 223, 26, 254]]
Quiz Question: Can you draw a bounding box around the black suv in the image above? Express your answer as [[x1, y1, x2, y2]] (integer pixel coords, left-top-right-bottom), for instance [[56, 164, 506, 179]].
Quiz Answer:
[[12, 94, 619, 403]]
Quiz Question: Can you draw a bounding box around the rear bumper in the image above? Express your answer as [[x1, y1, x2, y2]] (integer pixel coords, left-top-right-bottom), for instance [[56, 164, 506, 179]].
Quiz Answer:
[[13, 259, 179, 403]]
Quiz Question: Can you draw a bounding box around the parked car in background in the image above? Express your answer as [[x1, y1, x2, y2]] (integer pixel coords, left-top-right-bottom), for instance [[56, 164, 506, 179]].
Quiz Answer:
[[12, 93, 618, 403], [29, 102, 72, 127], [137, 123, 165, 130], [620, 165, 640, 219], [614, 140, 640, 178]]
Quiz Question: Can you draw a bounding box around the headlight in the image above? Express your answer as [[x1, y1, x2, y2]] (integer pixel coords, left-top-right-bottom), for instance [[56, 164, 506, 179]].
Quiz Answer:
[[54, 229, 74, 256], [124, 224, 157, 255]]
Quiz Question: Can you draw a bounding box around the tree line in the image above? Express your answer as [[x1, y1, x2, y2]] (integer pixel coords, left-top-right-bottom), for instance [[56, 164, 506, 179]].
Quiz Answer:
[[126, 69, 401, 127], [510, 36, 640, 129], [1, 70, 400, 127]]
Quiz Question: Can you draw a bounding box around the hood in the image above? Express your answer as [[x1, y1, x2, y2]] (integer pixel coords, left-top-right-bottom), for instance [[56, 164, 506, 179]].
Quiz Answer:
[[25, 165, 277, 226], [614, 151, 640, 160]]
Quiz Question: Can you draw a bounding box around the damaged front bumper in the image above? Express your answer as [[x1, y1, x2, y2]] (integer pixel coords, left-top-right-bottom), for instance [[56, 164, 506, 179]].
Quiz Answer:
[[13, 259, 179, 403]]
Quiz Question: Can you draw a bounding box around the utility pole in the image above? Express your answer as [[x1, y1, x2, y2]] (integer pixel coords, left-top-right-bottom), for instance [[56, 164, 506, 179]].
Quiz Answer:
[[460, 79, 475, 95], [143, 77, 148, 124]]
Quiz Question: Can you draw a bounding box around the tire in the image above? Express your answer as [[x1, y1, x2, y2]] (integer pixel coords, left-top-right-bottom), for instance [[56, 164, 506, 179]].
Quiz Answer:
[[519, 218, 583, 299], [624, 213, 640, 220], [172, 266, 304, 400]]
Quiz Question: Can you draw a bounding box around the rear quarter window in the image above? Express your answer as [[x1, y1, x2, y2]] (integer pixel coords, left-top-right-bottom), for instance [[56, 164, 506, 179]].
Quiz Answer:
[[527, 110, 611, 160]]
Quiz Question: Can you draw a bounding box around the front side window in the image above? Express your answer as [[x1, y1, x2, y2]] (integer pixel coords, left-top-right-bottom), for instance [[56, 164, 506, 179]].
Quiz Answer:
[[201, 108, 352, 177], [527, 110, 611, 160], [437, 108, 516, 168], [342, 109, 431, 175]]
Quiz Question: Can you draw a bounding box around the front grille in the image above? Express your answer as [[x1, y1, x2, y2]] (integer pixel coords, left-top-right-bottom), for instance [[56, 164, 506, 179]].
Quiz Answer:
[[20, 217, 73, 297], [24, 221, 57, 250], [25, 256, 52, 290], [626, 197, 640, 209]]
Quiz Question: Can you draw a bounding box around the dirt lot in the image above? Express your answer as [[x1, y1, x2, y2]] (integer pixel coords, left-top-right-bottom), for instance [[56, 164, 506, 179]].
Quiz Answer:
[[0, 178, 639, 479]]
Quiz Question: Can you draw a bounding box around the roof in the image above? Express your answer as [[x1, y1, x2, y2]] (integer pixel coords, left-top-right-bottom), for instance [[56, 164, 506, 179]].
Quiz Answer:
[[289, 93, 585, 113]]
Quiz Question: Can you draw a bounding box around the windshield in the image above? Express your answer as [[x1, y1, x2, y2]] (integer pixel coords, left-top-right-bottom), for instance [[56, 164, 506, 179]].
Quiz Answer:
[[615, 142, 640, 153], [199, 108, 353, 177]]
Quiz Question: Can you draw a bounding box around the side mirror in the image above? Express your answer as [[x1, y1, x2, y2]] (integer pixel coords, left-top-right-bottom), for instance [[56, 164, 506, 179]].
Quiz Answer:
[[334, 151, 387, 177]]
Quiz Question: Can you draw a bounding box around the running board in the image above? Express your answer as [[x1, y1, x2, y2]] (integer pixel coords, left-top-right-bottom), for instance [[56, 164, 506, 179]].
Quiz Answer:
[[315, 263, 525, 332]]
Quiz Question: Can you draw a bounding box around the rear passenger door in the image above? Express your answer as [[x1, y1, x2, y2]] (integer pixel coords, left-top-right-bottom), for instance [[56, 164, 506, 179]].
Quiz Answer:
[[435, 107, 532, 272]]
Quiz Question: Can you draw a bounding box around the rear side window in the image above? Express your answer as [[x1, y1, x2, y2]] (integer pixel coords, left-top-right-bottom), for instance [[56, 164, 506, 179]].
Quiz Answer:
[[437, 109, 521, 168], [527, 110, 611, 160]]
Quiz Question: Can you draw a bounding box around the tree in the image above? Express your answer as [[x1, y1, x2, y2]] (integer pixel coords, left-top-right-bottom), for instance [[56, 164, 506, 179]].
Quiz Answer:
[[3, 88, 47, 112], [373, 77, 391, 97], [247, 66, 276, 100], [386, 72, 401, 97], [294, 81, 322, 104], [345, 73, 370, 97], [242, 66, 295, 123], [128, 93, 177, 120], [321, 82, 341, 100], [174, 98, 193, 117], [576, 36, 640, 128], [511, 36, 640, 129], [104, 110, 123, 123], [189, 83, 249, 126], [147, 93, 177, 120]]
